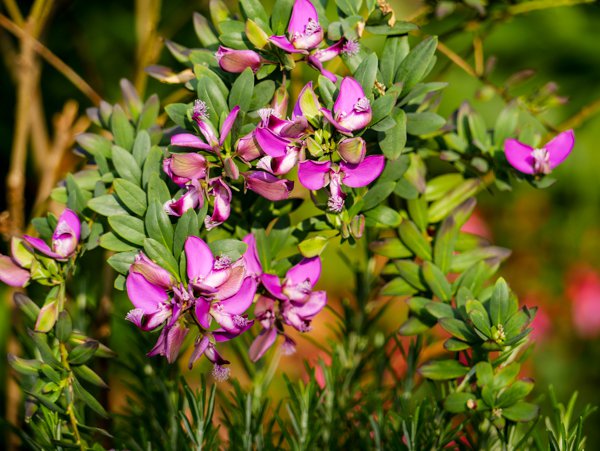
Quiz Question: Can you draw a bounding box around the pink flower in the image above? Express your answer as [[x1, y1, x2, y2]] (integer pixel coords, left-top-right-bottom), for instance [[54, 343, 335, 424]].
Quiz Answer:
[[243, 171, 294, 201], [269, 0, 324, 52], [163, 152, 207, 187], [320, 77, 373, 133], [567, 267, 600, 339], [504, 129, 574, 175], [23, 209, 81, 261], [0, 238, 33, 287], [297, 155, 385, 212], [215, 46, 262, 73]]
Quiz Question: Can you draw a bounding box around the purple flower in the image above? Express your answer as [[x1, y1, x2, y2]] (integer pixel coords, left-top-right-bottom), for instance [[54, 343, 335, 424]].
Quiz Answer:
[[244, 171, 294, 201], [204, 178, 232, 230], [164, 180, 203, 217], [23, 209, 81, 261], [0, 238, 33, 287], [321, 77, 372, 133], [337, 136, 367, 164], [163, 152, 207, 187], [236, 132, 263, 163], [249, 258, 327, 361], [215, 46, 263, 73], [269, 0, 324, 52], [297, 156, 385, 212], [504, 130, 574, 175], [242, 233, 262, 280], [147, 321, 189, 363], [171, 102, 240, 154]]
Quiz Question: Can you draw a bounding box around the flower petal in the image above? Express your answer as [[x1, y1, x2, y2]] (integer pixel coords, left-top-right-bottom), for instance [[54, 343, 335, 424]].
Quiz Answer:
[[313, 39, 345, 62], [340, 155, 385, 188], [307, 55, 338, 82], [504, 138, 535, 174], [126, 271, 169, 313], [295, 290, 327, 318], [185, 236, 214, 281], [0, 254, 30, 287], [320, 108, 352, 134], [53, 209, 81, 254], [249, 327, 278, 361], [261, 273, 286, 300], [194, 299, 212, 329], [167, 153, 207, 181], [22, 236, 63, 260], [287, 257, 321, 288], [243, 234, 262, 278], [269, 35, 305, 53], [254, 126, 289, 158], [215, 46, 262, 73], [170, 133, 212, 150], [298, 160, 331, 190], [546, 129, 575, 169], [214, 266, 246, 300], [245, 171, 294, 201], [334, 77, 366, 118], [219, 106, 240, 146], [131, 252, 175, 288], [219, 277, 257, 314], [288, 0, 319, 35]]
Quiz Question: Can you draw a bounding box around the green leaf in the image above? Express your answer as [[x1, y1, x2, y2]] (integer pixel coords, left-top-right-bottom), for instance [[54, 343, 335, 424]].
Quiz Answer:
[[298, 236, 329, 258], [69, 341, 99, 365], [108, 215, 146, 246], [250, 80, 276, 110], [398, 220, 432, 260], [444, 338, 471, 351], [88, 194, 128, 217], [110, 105, 135, 150], [490, 277, 510, 326], [26, 390, 65, 414], [142, 146, 164, 188], [434, 216, 457, 274], [196, 71, 228, 124], [394, 260, 426, 291], [132, 130, 151, 166], [370, 94, 396, 127], [8, 354, 42, 376], [381, 278, 418, 296], [354, 53, 378, 96], [365, 22, 418, 36], [424, 300, 454, 319], [76, 133, 112, 159], [428, 179, 482, 223], [240, 0, 270, 29], [380, 36, 409, 87], [318, 75, 337, 108], [425, 174, 464, 202], [498, 380, 534, 408], [406, 112, 445, 135], [475, 362, 494, 386], [99, 232, 138, 252], [193, 13, 219, 47], [144, 238, 180, 278], [399, 316, 432, 335], [145, 200, 174, 250], [137, 95, 160, 131], [379, 109, 407, 160], [113, 178, 147, 216], [147, 172, 171, 205], [229, 67, 255, 112], [494, 103, 519, 147], [165, 103, 189, 128], [407, 195, 428, 231], [73, 365, 108, 388], [444, 392, 478, 413], [439, 318, 479, 342], [451, 246, 511, 273], [502, 402, 539, 422], [173, 209, 200, 258], [369, 238, 412, 258], [361, 181, 396, 211], [112, 145, 142, 185], [395, 36, 437, 93], [364, 205, 402, 227], [422, 261, 452, 302], [420, 359, 469, 380], [271, 0, 293, 34], [106, 251, 137, 275], [65, 174, 91, 213], [209, 239, 247, 261], [72, 379, 108, 418]]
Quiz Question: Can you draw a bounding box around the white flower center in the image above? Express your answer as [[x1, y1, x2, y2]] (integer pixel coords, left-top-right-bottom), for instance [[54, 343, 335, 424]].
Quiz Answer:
[[354, 97, 370, 113], [531, 147, 551, 174], [342, 40, 360, 56], [193, 99, 209, 121]]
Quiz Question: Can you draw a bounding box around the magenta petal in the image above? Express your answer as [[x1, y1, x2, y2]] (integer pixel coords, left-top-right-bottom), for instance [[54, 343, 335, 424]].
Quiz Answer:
[[245, 171, 294, 201], [295, 290, 327, 318], [198, 121, 219, 148], [166, 323, 189, 363], [314, 40, 345, 62], [219, 106, 240, 146], [270, 149, 299, 176], [320, 108, 352, 134], [213, 266, 245, 300], [546, 129, 575, 168], [126, 272, 169, 313], [340, 155, 385, 188], [504, 139, 535, 175], [189, 336, 210, 368], [22, 236, 62, 260], [261, 273, 286, 300], [164, 187, 200, 217], [236, 132, 263, 162], [254, 127, 289, 158], [334, 77, 366, 116], [194, 299, 212, 329], [269, 35, 305, 53], [185, 236, 214, 281], [288, 0, 319, 34], [216, 46, 262, 73], [131, 253, 175, 288], [242, 234, 262, 278], [220, 277, 257, 315], [54, 209, 80, 244], [171, 133, 212, 150], [287, 257, 321, 288], [249, 327, 278, 361], [298, 160, 331, 190], [0, 255, 30, 287], [205, 178, 232, 230], [169, 153, 207, 180], [214, 321, 254, 341]]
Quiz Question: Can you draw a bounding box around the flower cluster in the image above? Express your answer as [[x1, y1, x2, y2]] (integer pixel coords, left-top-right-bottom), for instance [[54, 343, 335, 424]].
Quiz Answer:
[[125, 233, 326, 376]]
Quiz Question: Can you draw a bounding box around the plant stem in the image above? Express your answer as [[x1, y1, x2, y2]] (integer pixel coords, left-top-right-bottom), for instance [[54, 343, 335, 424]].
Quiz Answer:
[[59, 342, 85, 451]]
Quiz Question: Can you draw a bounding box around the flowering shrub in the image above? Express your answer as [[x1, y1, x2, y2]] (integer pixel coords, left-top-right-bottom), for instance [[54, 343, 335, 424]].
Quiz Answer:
[[1, 0, 595, 449]]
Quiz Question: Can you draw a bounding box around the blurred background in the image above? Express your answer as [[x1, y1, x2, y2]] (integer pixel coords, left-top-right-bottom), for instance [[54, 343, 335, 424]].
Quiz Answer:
[[1, 0, 599, 446]]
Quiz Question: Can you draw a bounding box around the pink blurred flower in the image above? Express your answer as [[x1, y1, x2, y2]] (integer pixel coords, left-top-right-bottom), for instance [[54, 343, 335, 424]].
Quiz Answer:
[[567, 266, 600, 338]]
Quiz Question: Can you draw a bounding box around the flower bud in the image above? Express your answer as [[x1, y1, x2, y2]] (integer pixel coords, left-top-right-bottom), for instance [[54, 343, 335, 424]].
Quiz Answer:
[[338, 137, 366, 164], [244, 171, 294, 201], [215, 46, 262, 73], [350, 214, 366, 239], [224, 157, 240, 180]]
